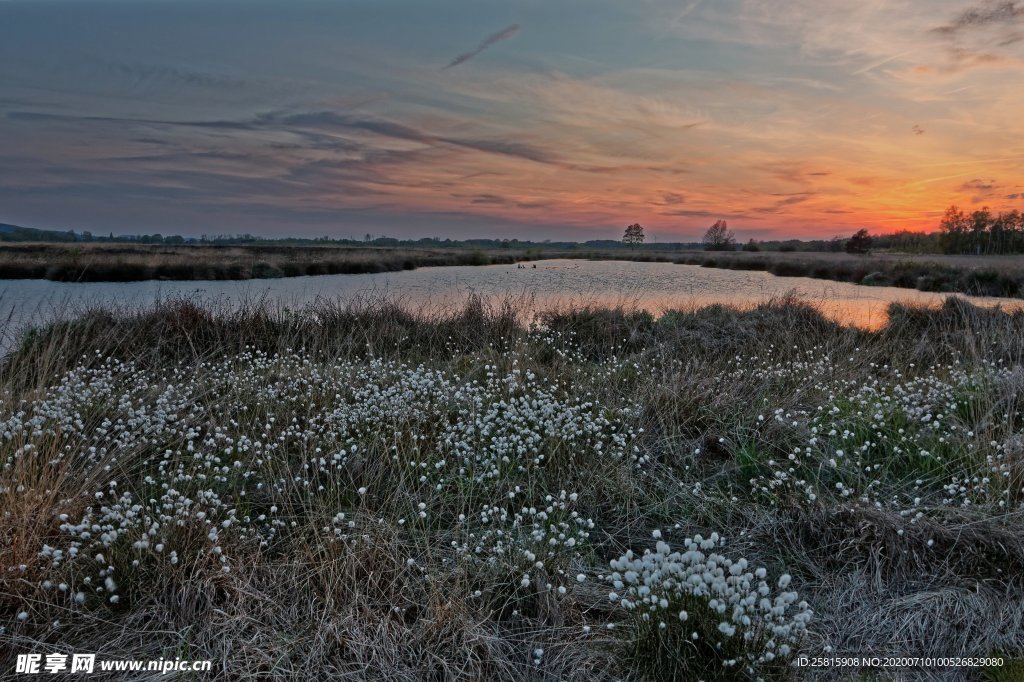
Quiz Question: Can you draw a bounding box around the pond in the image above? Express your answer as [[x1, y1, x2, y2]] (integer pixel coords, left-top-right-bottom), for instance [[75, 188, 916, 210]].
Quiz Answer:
[[2, 259, 1021, 351]]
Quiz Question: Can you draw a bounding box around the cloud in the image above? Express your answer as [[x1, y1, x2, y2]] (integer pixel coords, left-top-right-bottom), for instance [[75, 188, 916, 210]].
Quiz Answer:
[[1007, 192, 1022, 199], [923, 2, 1024, 72], [663, 208, 752, 220], [932, 1, 1024, 37], [272, 110, 560, 164], [748, 192, 816, 215], [960, 178, 997, 190], [444, 24, 520, 69], [6, 110, 256, 130], [7, 108, 563, 165], [106, 62, 248, 91], [467, 193, 509, 205]]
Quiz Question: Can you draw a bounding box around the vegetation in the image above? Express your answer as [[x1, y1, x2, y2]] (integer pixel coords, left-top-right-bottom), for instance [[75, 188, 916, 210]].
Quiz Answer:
[[622, 223, 645, 248], [2, 295, 1023, 679], [0, 243, 523, 282], [666, 251, 1024, 299], [845, 228, 872, 255], [703, 220, 737, 251], [939, 206, 1024, 255]]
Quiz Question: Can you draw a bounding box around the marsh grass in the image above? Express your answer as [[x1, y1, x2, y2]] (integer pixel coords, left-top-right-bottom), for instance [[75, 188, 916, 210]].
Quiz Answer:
[[0, 243, 521, 282], [2, 295, 1024, 680]]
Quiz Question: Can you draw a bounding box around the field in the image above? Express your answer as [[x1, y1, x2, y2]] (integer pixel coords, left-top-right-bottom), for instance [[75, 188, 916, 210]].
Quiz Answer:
[[2, 242, 1023, 301], [0, 243, 523, 282], [2, 295, 1023, 680]]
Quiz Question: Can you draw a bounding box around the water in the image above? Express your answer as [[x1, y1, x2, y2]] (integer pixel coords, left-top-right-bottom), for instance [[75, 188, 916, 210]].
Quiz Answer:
[[1, 259, 1021, 351]]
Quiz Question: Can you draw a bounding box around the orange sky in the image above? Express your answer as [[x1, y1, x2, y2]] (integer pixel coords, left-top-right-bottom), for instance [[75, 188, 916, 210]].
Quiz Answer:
[[1, 0, 1023, 240]]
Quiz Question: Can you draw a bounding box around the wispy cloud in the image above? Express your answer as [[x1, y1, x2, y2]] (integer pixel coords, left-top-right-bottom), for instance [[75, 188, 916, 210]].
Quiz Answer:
[[921, 1, 1024, 73], [960, 178, 998, 190], [932, 1, 1024, 37], [105, 62, 248, 91], [444, 24, 520, 69]]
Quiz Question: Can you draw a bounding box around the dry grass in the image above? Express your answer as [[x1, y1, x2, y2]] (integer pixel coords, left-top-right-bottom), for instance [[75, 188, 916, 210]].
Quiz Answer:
[[0, 242, 522, 282], [2, 295, 1023, 680]]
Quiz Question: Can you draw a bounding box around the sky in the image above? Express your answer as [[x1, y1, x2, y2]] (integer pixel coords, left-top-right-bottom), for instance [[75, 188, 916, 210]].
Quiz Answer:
[[1, 0, 1023, 241]]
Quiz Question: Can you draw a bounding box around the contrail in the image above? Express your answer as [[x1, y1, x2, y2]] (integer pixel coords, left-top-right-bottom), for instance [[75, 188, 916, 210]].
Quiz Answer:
[[444, 24, 520, 69]]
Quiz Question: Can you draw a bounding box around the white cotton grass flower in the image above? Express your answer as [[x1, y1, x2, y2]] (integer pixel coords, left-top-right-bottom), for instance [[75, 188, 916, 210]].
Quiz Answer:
[[605, 532, 810, 675], [12, 332, 1016, 679], [7, 349, 639, 626]]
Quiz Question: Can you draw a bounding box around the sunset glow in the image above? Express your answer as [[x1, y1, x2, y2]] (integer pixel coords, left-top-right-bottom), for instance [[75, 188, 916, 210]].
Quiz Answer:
[[2, 0, 1023, 240]]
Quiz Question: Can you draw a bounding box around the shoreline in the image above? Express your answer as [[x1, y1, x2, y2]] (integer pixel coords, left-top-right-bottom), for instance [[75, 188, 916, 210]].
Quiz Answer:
[[1, 243, 1022, 299]]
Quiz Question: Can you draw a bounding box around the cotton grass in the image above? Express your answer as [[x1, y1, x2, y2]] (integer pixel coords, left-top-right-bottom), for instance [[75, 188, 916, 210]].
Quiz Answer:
[[2, 295, 1024, 680]]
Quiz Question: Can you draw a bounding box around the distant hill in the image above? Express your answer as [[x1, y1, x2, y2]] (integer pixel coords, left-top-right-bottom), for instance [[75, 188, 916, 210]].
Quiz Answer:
[[0, 222, 79, 242]]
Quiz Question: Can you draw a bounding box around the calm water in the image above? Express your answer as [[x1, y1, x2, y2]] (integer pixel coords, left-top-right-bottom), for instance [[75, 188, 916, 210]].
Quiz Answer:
[[2, 259, 1022, 350]]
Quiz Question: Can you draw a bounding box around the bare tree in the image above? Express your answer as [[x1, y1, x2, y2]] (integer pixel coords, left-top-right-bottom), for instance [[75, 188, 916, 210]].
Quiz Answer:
[[703, 220, 736, 251], [622, 223, 645, 248]]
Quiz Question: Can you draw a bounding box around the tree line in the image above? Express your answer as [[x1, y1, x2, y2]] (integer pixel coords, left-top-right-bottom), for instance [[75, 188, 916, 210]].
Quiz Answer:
[[621, 205, 1024, 255], [937, 206, 1024, 255]]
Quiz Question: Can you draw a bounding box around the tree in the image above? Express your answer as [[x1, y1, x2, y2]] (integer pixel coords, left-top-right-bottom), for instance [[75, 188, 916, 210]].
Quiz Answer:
[[741, 238, 760, 252], [845, 228, 872, 254], [936, 205, 1024, 255], [703, 220, 736, 251], [622, 223, 645, 248]]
